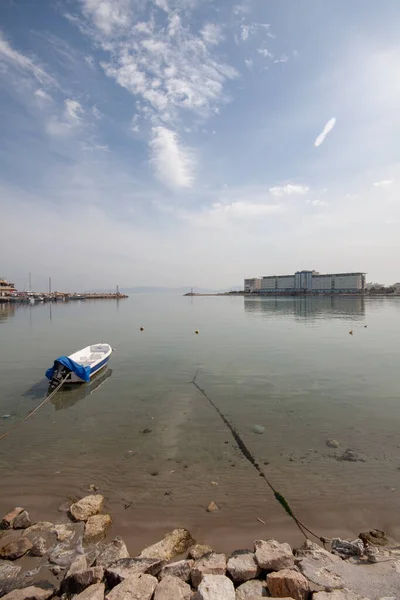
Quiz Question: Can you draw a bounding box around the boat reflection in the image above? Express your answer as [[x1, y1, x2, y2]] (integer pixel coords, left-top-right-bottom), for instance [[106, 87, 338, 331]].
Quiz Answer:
[[244, 295, 366, 321], [51, 368, 113, 411], [0, 302, 16, 323]]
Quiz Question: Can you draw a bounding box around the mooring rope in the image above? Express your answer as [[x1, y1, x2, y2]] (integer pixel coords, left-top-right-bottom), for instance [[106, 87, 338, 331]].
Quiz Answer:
[[0, 374, 70, 443], [191, 368, 326, 542]]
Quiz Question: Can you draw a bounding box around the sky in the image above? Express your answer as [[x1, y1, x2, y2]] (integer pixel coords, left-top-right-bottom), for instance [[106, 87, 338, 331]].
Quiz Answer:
[[0, 0, 399, 291]]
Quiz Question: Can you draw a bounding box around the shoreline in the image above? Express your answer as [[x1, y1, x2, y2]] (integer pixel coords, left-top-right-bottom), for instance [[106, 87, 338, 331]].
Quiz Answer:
[[1, 496, 400, 599], [184, 292, 400, 298]]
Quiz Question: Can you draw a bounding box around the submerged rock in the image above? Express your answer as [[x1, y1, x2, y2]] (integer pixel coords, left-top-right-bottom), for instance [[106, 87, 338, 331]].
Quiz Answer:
[[337, 449, 365, 463], [139, 529, 195, 561], [254, 539, 294, 571], [70, 495, 104, 522], [0, 538, 33, 560], [207, 502, 218, 513], [326, 439, 340, 449], [0, 559, 21, 580], [267, 568, 309, 600], [251, 425, 265, 435]]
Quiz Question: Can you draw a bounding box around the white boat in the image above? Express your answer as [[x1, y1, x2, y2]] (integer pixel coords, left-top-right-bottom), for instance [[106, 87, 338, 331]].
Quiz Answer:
[[46, 343, 113, 388]]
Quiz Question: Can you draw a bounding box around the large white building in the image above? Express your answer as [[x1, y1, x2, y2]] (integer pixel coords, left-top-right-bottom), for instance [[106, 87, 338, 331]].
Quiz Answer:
[[244, 278, 261, 293], [257, 270, 366, 294]]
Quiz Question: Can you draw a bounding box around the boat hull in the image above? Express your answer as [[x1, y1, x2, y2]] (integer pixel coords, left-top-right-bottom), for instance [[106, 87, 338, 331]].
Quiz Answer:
[[65, 355, 110, 383]]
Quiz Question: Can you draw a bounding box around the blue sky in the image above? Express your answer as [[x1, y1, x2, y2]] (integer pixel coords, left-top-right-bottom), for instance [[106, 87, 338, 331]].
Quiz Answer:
[[0, 0, 399, 290]]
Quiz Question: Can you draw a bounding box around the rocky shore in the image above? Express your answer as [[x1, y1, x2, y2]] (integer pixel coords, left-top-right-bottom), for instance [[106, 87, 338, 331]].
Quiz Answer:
[[1, 496, 400, 600]]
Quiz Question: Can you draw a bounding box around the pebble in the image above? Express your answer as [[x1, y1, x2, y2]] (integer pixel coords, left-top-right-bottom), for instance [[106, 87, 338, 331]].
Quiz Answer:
[[207, 502, 218, 512], [251, 425, 265, 434], [326, 439, 340, 448]]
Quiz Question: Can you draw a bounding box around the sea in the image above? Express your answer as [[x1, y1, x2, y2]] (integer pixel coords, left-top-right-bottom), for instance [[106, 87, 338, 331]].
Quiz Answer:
[[0, 294, 400, 553]]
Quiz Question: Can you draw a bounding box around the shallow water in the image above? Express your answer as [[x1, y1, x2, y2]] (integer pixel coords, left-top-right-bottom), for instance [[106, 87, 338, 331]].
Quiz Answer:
[[1, 295, 400, 552]]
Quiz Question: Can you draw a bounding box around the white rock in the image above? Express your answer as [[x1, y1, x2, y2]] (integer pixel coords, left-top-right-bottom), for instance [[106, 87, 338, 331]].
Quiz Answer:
[[313, 590, 371, 600], [70, 495, 105, 522], [227, 550, 259, 583], [195, 574, 235, 600], [105, 572, 158, 600], [154, 575, 191, 600], [254, 539, 294, 570], [139, 528, 195, 561], [72, 583, 105, 600], [191, 553, 227, 588], [235, 578, 268, 599], [159, 559, 193, 582]]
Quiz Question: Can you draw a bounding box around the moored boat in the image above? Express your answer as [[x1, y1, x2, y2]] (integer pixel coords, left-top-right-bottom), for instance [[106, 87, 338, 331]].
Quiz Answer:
[[45, 343, 113, 389]]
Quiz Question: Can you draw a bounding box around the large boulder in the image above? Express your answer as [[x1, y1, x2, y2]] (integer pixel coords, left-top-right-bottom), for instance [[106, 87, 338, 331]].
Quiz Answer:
[[105, 572, 158, 600], [0, 559, 21, 581], [154, 575, 191, 600], [66, 555, 88, 577], [267, 569, 309, 600], [23, 522, 54, 536], [0, 538, 33, 560], [254, 539, 294, 571], [235, 579, 268, 599], [139, 529, 195, 561], [62, 566, 104, 595], [71, 582, 105, 600], [30, 536, 48, 557], [227, 550, 259, 583], [0, 583, 56, 600], [188, 544, 213, 560], [12, 511, 31, 530], [195, 574, 235, 600], [0, 508, 24, 530], [159, 559, 193, 582], [191, 553, 227, 588], [70, 495, 105, 522], [105, 557, 165, 587], [95, 536, 129, 567], [294, 540, 341, 562], [83, 514, 111, 544]]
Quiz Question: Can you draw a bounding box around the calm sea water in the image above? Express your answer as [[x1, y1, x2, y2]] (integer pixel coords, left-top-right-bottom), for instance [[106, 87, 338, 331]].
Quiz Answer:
[[1, 295, 400, 552]]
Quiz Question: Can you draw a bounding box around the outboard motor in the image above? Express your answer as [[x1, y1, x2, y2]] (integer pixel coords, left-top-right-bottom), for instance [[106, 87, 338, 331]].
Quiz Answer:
[[48, 361, 70, 391]]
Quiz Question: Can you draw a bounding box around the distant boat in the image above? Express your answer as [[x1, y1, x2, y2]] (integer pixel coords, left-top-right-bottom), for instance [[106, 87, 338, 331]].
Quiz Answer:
[[46, 343, 113, 389], [70, 294, 86, 300]]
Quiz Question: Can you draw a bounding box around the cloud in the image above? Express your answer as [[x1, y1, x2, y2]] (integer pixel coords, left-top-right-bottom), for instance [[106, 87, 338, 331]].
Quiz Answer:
[[314, 117, 336, 147], [373, 179, 394, 188], [244, 58, 253, 70], [64, 99, 84, 123], [149, 126, 194, 188], [306, 199, 329, 207], [201, 23, 224, 46], [34, 88, 52, 101], [269, 184, 310, 196], [81, 0, 131, 36], [0, 30, 55, 85], [180, 200, 281, 227], [274, 55, 288, 64], [258, 48, 273, 59]]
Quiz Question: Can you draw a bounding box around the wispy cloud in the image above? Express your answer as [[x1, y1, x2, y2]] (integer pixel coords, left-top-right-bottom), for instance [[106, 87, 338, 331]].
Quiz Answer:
[[258, 48, 273, 59], [81, 0, 131, 36], [269, 184, 310, 196], [149, 126, 194, 189], [0, 30, 55, 86], [314, 117, 336, 147], [274, 55, 288, 64], [201, 23, 224, 46], [64, 99, 84, 124], [373, 179, 394, 188], [180, 200, 281, 227], [34, 88, 52, 101]]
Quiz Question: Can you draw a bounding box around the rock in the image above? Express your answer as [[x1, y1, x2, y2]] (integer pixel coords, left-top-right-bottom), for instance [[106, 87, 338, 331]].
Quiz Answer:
[[252, 425, 265, 435], [297, 556, 345, 592], [337, 449, 365, 463], [267, 569, 309, 600], [66, 555, 88, 577], [358, 529, 388, 546], [105, 572, 158, 600], [72, 583, 105, 600], [62, 566, 104, 594], [191, 553, 227, 588], [12, 511, 31, 530], [30, 536, 48, 557], [294, 540, 341, 562], [139, 529, 195, 561], [207, 502, 218, 512], [105, 557, 165, 586], [313, 590, 371, 600], [1, 584, 56, 600], [51, 565, 63, 575], [0, 559, 21, 580], [95, 536, 130, 567], [235, 579, 268, 599], [70, 495, 105, 522], [227, 550, 259, 583], [23, 522, 54, 536], [0, 537, 33, 560], [54, 523, 76, 542], [83, 514, 111, 544], [154, 575, 191, 600], [326, 439, 340, 448], [0, 508, 24, 530], [195, 574, 235, 600], [188, 544, 213, 560], [254, 539, 294, 571], [159, 559, 193, 582]]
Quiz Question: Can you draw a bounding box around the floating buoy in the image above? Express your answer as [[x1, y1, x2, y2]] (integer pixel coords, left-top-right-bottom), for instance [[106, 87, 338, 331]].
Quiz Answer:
[[195, 330, 199, 334], [140, 327, 144, 331], [364, 325, 367, 328], [349, 330, 353, 335]]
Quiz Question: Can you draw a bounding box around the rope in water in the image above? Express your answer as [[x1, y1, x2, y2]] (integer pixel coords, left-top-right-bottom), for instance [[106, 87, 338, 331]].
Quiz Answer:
[[0, 374, 70, 443], [191, 368, 326, 542]]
